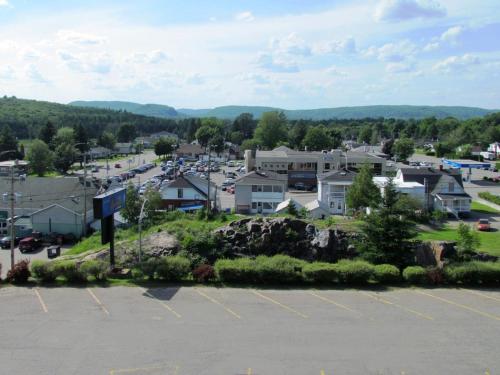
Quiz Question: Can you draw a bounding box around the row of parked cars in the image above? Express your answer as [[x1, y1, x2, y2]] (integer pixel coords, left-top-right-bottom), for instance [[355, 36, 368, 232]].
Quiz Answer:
[[0, 231, 73, 254]]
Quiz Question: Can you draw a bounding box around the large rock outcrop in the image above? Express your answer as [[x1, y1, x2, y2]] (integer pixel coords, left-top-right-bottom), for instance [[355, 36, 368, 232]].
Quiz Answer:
[[214, 217, 358, 262]]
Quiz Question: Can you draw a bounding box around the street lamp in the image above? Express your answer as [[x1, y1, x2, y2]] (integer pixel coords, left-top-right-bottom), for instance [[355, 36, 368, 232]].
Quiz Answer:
[[0, 150, 19, 270], [138, 196, 148, 264], [75, 142, 89, 237]]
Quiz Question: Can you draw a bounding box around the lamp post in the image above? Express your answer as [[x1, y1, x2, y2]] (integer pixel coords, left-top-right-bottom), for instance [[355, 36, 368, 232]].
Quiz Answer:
[[138, 197, 148, 264], [1, 150, 19, 270], [75, 143, 89, 237]]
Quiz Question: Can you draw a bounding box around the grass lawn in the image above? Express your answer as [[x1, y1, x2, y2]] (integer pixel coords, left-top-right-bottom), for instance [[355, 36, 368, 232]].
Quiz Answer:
[[418, 225, 500, 256], [471, 201, 499, 214]]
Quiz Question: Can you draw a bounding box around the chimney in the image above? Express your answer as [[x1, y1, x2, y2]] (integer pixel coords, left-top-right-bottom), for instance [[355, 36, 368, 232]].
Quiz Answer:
[[439, 165, 443, 171]]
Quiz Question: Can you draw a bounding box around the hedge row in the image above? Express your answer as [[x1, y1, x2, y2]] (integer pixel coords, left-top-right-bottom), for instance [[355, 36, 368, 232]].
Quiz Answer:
[[478, 191, 500, 205], [215, 256, 401, 285]]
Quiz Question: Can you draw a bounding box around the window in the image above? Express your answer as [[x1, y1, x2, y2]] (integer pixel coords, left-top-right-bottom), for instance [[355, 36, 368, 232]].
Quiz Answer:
[[251, 202, 257, 209], [273, 185, 283, 193], [325, 163, 330, 170], [177, 189, 183, 198], [448, 182, 455, 192], [252, 185, 257, 192], [263, 185, 273, 192], [263, 202, 273, 210], [252, 185, 263, 192]]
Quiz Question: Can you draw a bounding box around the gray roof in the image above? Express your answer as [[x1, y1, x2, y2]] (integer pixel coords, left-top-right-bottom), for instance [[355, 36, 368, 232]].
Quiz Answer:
[[399, 167, 463, 190], [318, 169, 357, 182], [0, 176, 98, 215], [162, 175, 215, 197], [234, 171, 287, 185]]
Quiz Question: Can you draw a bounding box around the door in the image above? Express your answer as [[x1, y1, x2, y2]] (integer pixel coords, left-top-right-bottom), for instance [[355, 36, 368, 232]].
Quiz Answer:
[[257, 202, 263, 214]]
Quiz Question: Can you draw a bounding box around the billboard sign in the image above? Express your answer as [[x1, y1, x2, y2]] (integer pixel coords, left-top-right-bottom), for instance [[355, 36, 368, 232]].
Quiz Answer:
[[93, 188, 126, 219]]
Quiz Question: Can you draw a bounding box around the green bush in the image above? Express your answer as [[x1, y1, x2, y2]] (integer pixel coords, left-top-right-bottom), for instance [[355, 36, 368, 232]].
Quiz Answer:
[[254, 255, 305, 284], [131, 268, 144, 280], [373, 264, 401, 283], [444, 262, 500, 285], [80, 260, 108, 281], [31, 260, 57, 282], [302, 262, 338, 283], [214, 258, 258, 283], [53, 260, 86, 283], [402, 266, 427, 284], [336, 260, 374, 285], [155, 256, 191, 281], [139, 258, 161, 280]]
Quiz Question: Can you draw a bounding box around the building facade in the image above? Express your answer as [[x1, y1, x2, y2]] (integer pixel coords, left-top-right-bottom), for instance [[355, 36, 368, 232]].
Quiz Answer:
[[234, 171, 287, 214]]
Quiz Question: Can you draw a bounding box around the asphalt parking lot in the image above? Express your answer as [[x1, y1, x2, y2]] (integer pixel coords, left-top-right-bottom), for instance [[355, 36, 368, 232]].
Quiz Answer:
[[1, 286, 499, 375]]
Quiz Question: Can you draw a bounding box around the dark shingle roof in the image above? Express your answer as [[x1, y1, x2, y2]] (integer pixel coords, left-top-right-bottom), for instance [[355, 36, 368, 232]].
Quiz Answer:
[[399, 168, 463, 190], [234, 171, 287, 185], [317, 169, 357, 182]]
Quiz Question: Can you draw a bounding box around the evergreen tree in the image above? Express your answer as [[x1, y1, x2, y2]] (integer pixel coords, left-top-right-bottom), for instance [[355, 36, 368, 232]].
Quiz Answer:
[[358, 179, 417, 267], [0, 125, 19, 160], [74, 124, 89, 152], [286, 201, 298, 217], [346, 164, 381, 211], [39, 121, 57, 149]]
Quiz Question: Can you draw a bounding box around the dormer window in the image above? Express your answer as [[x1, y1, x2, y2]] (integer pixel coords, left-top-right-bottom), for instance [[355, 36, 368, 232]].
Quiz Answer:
[[448, 182, 454, 192]]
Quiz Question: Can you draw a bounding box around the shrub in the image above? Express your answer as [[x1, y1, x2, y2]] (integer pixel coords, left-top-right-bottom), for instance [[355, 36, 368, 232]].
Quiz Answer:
[[131, 268, 144, 280], [31, 260, 57, 283], [302, 262, 338, 283], [53, 260, 86, 283], [426, 266, 444, 285], [479, 191, 500, 205], [6, 259, 31, 284], [402, 266, 427, 284], [444, 262, 500, 285], [192, 264, 215, 283], [336, 260, 374, 285], [214, 258, 257, 283], [373, 264, 401, 283], [155, 256, 191, 281], [80, 260, 108, 281], [139, 258, 161, 280], [254, 255, 306, 284]]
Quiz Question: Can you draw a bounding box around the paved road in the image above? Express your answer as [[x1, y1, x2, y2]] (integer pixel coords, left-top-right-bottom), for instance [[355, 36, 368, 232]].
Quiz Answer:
[[0, 286, 498, 374]]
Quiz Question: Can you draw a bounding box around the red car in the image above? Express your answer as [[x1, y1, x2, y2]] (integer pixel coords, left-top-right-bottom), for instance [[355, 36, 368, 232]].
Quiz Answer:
[[114, 163, 122, 168], [477, 219, 491, 231]]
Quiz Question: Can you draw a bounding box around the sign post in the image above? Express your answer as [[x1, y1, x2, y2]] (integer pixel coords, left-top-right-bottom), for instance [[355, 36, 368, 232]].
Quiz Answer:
[[93, 188, 126, 268]]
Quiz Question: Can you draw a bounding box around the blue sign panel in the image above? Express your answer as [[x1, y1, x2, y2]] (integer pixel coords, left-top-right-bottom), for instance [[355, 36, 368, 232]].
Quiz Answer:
[[93, 188, 126, 219]]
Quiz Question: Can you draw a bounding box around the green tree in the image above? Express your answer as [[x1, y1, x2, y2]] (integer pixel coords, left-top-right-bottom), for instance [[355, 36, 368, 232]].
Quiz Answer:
[[231, 113, 256, 139], [289, 121, 308, 149], [121, 183, 142, 224], [303, 126, 332, 151], [144, 188, 163, 225], [326, 128, 343, 149], [393, 138, 415, 161], [382, 138, 394, 157], [73, 124, 89, 152], [346, 164, 381, 211], [229, 131, 244, 145], [53, 127, 75, 147], [39, 121, 57, 149], [97, 131, 116, 150], [358, 125, 372, 144], [358, 179, 417, 267], [456, 144, 472, 159], [196, 125, 215, 149], [456, 222, 480, 261], [241, 138, 259, 151], [154, 137, 175, 160], [26, 140, 53, 176], [254, 111, 288, 149], [0, 125, 19, 160], [53, 143, 77, 174], [286, 201, 298, 216], [434, 142, 453, 158], [117, 124, 137, 143]]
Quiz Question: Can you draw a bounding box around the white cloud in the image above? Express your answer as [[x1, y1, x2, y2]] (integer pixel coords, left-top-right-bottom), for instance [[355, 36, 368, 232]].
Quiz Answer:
[[56, 29, 105, 46], [239, 73, 270, 84], [365, 40, 417, 62], [325, 65, 348, 76], [433, 53, 480, 73], [256, 52, 299, 73], [374, 0, 446, 22], [423, 42, 439, 52], [314, 36, 356, 55], [57, 50, 112, 74], [0, 65, 15, 80], [185, 73, 205, 85], [270, 33, 311, 57], [235, 11, 254, 22], [26, 64, 48, 84], [441, 25, 464, 43], [0, 0, 8, 6], [128, 50, 169, 64], [385, 61, 416, 73]]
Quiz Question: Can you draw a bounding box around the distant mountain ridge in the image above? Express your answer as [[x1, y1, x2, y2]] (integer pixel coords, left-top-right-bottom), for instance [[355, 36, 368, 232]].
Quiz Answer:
[[69, 101, 497, 120]]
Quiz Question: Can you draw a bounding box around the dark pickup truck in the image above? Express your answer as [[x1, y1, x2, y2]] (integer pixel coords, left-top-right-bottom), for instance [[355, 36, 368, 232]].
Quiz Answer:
[[19, 236, 43, 253]]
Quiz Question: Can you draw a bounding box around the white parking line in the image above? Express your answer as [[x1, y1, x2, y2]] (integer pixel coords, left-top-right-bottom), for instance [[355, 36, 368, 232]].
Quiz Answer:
[[34, 288, 48, 313], [87, 288, 110, 315], [139, 287, 182, 319]]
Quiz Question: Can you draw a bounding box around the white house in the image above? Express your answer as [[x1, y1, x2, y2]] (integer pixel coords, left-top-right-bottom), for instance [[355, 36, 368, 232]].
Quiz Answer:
[[317, 169, 357, 215], [31, 204, 85, 238], [398, 167, 471, 217], [160, 175, 217, 211], [373, 176, 426, 205], [487, 142, 500, 156], [234, 171, 287, 214], [114, 143, 134, 155], [303, 200, 330, 219], [275, 198, 303, 215]]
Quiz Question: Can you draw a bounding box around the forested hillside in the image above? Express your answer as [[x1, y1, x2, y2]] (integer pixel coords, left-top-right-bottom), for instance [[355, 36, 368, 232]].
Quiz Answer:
[[70, 100, 179, 118], [0, 97, 180, 139]]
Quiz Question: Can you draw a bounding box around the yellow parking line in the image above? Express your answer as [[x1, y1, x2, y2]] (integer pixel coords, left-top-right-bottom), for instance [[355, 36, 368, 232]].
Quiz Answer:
[[34, 288, 48, 313], [109, 364, 171, 374], [140, 287, 182, 319], [247, 368, 252, 375], [361, 291, 434, 321], [320, 370, 326, 375], [251, 290, 308, 318], [414, 290, 500, 322], [195, 288, 241, 319], [309, 291, 361, 315], [461, 289, 500, 303], [87, 288, 110, 315]]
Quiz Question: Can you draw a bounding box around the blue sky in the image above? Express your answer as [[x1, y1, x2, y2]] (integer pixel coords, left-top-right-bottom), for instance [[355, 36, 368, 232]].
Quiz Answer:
[[0, 0, 499, 109]]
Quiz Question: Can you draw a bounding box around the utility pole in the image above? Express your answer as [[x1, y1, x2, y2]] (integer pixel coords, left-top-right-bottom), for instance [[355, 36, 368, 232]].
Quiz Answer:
[[206, 144, 211, 218], [83, 151, 87, 237], [10, 160, 16, 270]]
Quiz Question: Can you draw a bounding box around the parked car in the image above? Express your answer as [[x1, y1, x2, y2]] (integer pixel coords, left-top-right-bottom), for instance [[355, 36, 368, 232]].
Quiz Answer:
[[91, 167, 99, 173], [114, 163, 122, 168], [19, 236, 42, 253], [0, 236, 21, 249], [294, 182, 306, 190], [227, 185, 235, 194], [477, 219, 491, 231]]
